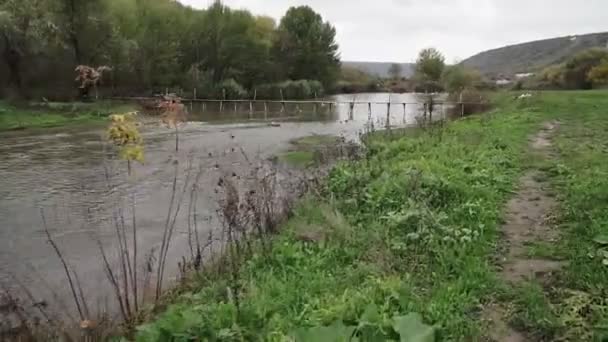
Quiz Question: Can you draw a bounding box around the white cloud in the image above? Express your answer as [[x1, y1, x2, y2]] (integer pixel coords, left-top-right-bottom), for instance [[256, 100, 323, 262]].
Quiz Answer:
[[178, 0, 608, 62]]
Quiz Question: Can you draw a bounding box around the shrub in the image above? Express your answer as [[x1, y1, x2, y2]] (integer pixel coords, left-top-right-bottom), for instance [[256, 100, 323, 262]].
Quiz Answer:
[[217, 79, 247, 99], [447, 89, 491, 117], [255, 80, 324, 99]]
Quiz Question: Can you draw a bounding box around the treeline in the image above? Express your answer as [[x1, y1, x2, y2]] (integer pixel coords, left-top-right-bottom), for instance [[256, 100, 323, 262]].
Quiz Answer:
[[532, 48, 608, 90], [0, 0, 340, 100], [335, 47, 495, 95]]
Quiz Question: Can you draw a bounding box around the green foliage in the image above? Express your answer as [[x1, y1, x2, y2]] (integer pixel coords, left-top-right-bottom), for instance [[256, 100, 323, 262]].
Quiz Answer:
[[134, 92, 560, 341], [415, 48, 445, 84], [107, 112, 144, 163], [393, 313, 436, 342], [0, 0, 338, 99], [218, 79, 247, 99], [441, 65, 481, 93], [273, 6, 340, 88], [279, 135, 341, 167], [279, 151, 314, 167], [292, 321, 356, 342], [292, 310, 436, 342], [493, 90, 608, 340], [588, 60, 608, 85], [539, 64, 566, 88], [563, 48, 608, 89], [0, 100, 133, 130], [257, 80, 324, 99]]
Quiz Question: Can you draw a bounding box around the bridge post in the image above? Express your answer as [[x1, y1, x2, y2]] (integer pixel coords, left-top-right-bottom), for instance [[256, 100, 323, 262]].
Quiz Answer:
[[402, 103, 406, 123], [386, 102, 391, 130]]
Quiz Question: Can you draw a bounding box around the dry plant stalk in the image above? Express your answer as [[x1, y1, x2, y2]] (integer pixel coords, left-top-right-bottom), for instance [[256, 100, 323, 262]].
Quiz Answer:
[[159, 95, 188, 152], [75, 65, 112, 99]]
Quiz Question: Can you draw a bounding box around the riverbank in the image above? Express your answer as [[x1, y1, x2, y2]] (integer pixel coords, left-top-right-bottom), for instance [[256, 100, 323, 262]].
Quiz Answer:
[[0, 100, 136, 131], [132, 91, 608, 340]]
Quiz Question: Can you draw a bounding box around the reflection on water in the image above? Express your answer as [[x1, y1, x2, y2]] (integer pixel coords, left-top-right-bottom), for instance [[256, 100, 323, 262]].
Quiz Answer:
[[0, 93, 440, 316]]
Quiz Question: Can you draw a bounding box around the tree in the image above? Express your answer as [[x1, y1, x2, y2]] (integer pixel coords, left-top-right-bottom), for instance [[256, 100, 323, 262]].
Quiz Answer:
[[415, 48, 445, 83], [0, 0, 56, 93], [441, 65, 480, 93], [588, 59, 608, 86], [563, 48, 608, 89], [0, 0, 340, 99], [55, 0, 110, 65], [273, 6, 340, 88], [388, 63, 402, 80], [540, 64, 565, 88]]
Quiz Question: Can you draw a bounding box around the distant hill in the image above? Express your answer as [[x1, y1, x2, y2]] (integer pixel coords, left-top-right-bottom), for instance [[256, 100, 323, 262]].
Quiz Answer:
[[342, 61, 415, 78], [461, 32, 608, 76]]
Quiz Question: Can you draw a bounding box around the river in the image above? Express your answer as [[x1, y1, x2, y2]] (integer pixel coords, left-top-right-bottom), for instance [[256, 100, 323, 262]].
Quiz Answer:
[[0, 93, 442, 320]]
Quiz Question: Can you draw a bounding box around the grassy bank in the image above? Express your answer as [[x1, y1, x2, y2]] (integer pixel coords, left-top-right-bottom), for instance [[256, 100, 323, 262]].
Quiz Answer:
[[506, 91, 608, 340], [134, 91, 607, 341], [0, 100, 136, 131], [278, 135, 343, 167]]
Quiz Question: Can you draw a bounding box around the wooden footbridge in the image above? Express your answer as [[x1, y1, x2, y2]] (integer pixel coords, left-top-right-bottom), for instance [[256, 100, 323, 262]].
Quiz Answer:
[[109, 94, 486, 125]]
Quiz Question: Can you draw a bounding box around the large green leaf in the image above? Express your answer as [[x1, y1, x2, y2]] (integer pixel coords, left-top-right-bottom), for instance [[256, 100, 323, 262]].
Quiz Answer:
[[392, 313, 436, 342], [293, 321, 357, 342], [593, 235, 608, 245], [357, 303, 387, 341]]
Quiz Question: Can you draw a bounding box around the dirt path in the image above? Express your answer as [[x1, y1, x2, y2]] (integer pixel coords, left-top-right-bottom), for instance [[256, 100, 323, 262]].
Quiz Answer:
[[486, 121, 563, 342]]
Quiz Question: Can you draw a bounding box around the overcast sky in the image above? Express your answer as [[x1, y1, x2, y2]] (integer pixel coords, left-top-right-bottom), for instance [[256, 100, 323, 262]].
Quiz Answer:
[[178, 0, 608, 63]]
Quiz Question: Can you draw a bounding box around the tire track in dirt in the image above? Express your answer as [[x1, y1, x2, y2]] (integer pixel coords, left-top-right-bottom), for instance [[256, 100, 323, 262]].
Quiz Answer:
[[485, 121, 564, 342]]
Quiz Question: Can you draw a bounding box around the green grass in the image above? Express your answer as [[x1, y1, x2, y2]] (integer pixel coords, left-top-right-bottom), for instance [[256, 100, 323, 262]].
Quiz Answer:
[[510, 282, 560, 339], [278, 135, 342, 167], [532, 91, 608, 340], [135, 90, 608, 341], [279, 151, 315, 167], [0, 100, 136, 131]]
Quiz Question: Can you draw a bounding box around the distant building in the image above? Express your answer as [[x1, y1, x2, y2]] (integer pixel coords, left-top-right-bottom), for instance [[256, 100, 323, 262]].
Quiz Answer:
[[515, 73, 534, 79], [495, 78, 512, 86]]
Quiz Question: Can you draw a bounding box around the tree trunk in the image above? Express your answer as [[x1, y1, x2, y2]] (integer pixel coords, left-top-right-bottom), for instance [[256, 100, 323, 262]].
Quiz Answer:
[[2, 32, 23, 91], [67, 0, 82, 64]]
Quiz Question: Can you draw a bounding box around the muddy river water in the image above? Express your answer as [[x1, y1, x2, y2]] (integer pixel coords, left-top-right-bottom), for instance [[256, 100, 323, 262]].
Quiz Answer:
[[0, 93, 441, 318]]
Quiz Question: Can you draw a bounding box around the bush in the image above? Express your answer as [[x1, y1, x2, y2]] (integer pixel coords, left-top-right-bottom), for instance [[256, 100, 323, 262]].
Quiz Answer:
[[332, 81, 383, 94], [217, 79, 247, 99], [255, 80, 324, 100], [447, 89, 491, 117], [414, 80, 444, 93]]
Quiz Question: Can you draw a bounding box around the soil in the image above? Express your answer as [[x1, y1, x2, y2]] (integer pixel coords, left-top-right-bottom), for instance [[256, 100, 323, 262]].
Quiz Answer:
[[485, 121, 563, 342]]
